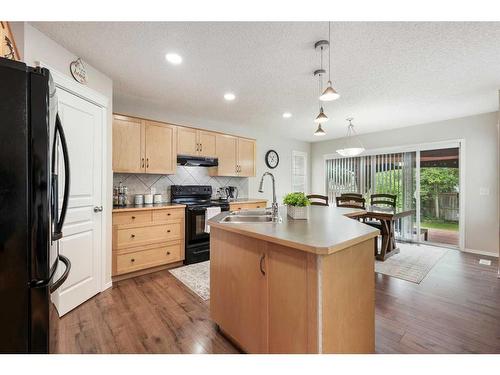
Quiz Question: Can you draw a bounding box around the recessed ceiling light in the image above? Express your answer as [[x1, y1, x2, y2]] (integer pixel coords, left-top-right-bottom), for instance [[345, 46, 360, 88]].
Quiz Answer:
[[165, 53, 182, 65], [224, 92, 236, 101], [282, 112, 292, 119]]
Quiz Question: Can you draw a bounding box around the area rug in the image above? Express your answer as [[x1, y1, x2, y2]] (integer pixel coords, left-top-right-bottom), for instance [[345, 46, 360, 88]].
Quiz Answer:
[[375, 243, 448, 284], [169, 261, 210, 300]]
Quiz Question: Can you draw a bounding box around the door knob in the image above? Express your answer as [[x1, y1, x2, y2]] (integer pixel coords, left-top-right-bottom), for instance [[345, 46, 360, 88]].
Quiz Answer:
[[93, 206, 103, 212]]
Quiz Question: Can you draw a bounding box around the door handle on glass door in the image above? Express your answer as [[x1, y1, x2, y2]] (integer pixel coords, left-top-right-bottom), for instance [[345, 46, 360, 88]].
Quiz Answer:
[[93, 206, 103, 212]]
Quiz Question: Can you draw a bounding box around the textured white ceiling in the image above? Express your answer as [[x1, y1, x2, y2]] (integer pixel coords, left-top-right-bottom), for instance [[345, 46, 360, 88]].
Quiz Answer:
[[31, 22, 500, 142]]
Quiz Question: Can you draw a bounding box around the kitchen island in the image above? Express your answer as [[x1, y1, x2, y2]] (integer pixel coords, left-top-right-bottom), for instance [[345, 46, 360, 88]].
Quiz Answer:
[[208, 206, 379, 354]]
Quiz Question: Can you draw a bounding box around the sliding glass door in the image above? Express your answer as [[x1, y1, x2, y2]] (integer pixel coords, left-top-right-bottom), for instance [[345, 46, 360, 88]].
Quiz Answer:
[[418, 147, 460, 247], [325, 143, 462, 248]]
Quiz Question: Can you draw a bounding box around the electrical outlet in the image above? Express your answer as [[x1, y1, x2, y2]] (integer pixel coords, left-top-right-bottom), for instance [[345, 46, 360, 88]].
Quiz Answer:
[[479, 259, 492, 266], [479, 187, 490, 196]]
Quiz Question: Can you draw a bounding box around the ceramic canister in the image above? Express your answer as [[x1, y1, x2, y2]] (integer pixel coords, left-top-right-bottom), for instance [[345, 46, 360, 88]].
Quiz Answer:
[[144, 194, 153, 204]]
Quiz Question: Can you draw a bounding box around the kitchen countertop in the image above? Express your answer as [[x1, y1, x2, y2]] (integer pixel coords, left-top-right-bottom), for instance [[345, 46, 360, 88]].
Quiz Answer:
[[208, 205, 378, 255], [112, 203, 186, 213]]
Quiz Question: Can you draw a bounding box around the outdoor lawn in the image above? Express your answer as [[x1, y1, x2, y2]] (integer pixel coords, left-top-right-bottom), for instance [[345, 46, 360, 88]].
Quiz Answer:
[[421, 218, 459, 231]]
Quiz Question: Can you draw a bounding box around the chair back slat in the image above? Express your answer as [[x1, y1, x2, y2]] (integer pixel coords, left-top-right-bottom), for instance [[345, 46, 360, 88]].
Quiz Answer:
[[307, 194, 329, 206], [336, 196, 366, 209], [341, 193, 363, 198], [370, 194, 397, 208]]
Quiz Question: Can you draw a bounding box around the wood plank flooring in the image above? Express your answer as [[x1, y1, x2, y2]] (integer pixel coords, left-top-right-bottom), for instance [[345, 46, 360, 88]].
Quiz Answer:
[[50, 249, 500, 354]]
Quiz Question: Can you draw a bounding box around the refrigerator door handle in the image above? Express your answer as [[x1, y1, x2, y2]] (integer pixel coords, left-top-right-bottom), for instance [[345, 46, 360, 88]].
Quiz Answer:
[[52, 113, 70, 241], [49, 255, 71, 293]]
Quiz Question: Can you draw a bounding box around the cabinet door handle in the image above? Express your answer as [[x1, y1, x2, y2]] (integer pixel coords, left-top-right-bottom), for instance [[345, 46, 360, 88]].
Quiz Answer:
[[167, 229, 171, 233], [141, 158, 145, 168], [146, 158, 149, 168], [166, 251, 171, 255], [167, 213, 171, 216], [259, 254, 266, 276], [131, 234, 135, 238], [131, 258, 135, 262], [131, 216, 136, 220], [200, 143, 203, 152]]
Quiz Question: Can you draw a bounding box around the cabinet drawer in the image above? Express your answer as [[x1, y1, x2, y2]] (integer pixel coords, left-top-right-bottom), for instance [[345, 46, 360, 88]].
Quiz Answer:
[[115, 242, 182, 275], [116, 222, 182, 248], [113, 210, 152, 226], [230, 202, 266, 211], [153, 209, 184, 222]]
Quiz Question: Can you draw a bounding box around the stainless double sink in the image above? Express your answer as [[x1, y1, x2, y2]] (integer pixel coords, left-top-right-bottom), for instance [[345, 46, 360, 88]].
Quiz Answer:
[[219, 209, 274, 223]]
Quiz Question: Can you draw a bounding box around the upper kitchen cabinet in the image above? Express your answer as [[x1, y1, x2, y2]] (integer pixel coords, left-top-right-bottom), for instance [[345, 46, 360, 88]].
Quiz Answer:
[[177, 128, 217, 158], [113, 114, 177, 174], [144, 121, 177, 174], [112, 115, 145, 173], [237, 138, 256, 177], [209, 134, 256, 177]]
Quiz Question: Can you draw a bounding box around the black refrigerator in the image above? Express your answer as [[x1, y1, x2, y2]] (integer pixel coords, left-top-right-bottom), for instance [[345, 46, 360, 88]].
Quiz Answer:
[[0, 57, 71, 353]]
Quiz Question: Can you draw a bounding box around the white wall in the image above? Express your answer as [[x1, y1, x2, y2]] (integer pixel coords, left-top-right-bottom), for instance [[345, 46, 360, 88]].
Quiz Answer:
[[311, 112, 500, 256], [12, 23, 115, 288], [114, 93, 311, 205]]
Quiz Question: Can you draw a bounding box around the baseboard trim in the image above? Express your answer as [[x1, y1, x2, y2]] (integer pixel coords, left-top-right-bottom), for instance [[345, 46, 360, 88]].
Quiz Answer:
[[101, 281, 113, 292], [463, 248, 499, 258]]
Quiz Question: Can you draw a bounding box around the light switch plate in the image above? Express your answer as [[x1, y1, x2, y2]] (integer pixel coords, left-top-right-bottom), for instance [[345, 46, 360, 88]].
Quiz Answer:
[[479, 187, 490, 196], [479, 259, 492, 266]]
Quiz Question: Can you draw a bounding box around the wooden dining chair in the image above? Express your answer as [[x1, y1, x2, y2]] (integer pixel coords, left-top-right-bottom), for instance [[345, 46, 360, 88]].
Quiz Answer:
[[366, 194, 397, 257], [335, 196, 366, 209], [306, 194, 329, 206]]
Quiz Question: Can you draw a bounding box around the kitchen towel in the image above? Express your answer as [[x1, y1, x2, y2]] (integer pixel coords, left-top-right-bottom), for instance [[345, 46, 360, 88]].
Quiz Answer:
[[204, 206, 221, 233]]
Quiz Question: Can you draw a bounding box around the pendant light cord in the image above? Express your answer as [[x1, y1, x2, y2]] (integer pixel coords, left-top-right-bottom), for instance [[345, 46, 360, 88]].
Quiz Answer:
[[328, 22, 331, 82]]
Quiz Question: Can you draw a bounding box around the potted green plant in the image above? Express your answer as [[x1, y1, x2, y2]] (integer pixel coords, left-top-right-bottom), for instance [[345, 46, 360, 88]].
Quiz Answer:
[[283, 192, 311, 220]]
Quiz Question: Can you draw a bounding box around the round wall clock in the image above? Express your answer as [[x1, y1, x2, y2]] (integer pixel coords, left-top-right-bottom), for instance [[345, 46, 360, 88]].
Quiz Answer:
[[265, 150, 279, 169]]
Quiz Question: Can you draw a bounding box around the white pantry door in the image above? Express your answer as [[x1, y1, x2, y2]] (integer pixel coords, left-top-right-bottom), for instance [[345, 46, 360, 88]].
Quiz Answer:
[[52, 88, 103, 316]]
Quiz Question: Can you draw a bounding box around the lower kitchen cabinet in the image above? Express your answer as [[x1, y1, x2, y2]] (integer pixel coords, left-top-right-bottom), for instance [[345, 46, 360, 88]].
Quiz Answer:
[[112, 206, 185, 279], [210, 229, 317, 353]]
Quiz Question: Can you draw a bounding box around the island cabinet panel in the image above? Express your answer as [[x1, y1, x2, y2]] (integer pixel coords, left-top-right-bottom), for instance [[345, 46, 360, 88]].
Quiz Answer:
[[321, 239, 375, 353], [144, 121, 177, 174], [267, 245, 318, 353], [112, 115, 145, 173], [210, 228, 268, 353], [229, 201, 267, 212]]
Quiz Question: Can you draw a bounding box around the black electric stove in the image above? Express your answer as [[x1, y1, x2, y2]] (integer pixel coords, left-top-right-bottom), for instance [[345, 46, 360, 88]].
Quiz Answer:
[[171, 185, 230, 264]]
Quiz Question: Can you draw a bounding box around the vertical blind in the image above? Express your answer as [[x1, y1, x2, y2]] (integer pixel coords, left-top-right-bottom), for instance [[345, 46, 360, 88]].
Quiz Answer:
[[326, 152, 416, 240]]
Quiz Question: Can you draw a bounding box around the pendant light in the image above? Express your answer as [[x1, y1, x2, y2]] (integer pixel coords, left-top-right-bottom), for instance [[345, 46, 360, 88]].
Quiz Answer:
[[320, 22, 340, 101], [314, 124, 326, 136], [336, 118, 365, 156]]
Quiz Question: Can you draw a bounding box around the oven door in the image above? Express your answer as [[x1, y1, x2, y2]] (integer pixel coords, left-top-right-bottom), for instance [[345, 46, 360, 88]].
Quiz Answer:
[[187, 206, 210, 244]]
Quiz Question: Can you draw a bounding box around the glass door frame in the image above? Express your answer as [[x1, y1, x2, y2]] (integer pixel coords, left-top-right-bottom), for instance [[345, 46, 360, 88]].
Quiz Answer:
[[323, 139, 465, 250]]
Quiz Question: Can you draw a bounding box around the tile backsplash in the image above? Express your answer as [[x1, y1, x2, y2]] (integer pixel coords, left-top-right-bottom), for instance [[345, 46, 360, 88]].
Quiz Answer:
[[113, 166, 249, 203]]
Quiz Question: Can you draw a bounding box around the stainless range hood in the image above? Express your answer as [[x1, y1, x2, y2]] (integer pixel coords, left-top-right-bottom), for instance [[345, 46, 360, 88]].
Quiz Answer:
[[177, 155, 218, 167]]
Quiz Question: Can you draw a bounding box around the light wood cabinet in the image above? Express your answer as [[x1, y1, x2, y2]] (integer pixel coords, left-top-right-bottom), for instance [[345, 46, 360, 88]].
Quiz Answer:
[[210, 134, 256, 177], [229, 201, 267, 211], [177, 128, 218, 158], [112, 206, 185, 279], [112, 115, 144, 173], [113, 115, 176, 174], [145, 120, 176, 174], [113, 113, 256, 177], [237, 138, 256, 177], [210, 229, 268, 353]]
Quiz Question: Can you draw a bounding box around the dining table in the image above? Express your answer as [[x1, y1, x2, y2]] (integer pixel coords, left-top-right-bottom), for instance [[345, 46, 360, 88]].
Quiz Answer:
[[350, 205, 415, 261]]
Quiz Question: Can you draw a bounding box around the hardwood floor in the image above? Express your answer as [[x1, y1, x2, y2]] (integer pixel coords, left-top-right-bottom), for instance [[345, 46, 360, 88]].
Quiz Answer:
[[50, 249, 500, 354]]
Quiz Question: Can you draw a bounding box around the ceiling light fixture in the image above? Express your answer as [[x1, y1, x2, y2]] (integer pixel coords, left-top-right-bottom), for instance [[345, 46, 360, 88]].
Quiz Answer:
[[224, 92, 236, 101], [314, 124, 326, 136], [336, 117, 365, 156], [165, 53, 182, 65], [320, 22, 340, 101], [282, 112, 292, 118]]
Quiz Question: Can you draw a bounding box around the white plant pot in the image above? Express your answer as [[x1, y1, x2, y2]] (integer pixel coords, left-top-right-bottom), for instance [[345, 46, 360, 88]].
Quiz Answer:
[[287, 205, 308, 220]]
